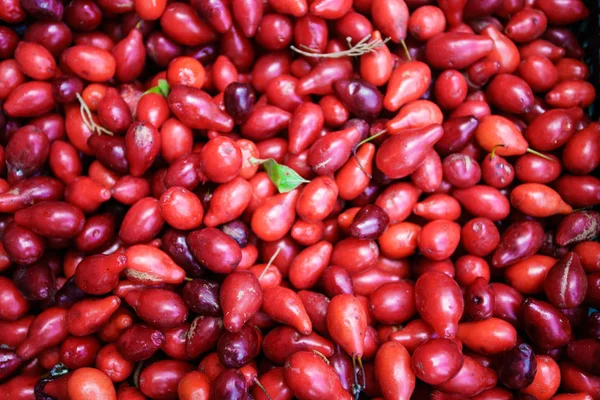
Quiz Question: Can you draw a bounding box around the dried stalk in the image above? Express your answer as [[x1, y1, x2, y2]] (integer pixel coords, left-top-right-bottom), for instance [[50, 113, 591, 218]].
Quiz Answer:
[[290, 34, 391, 59], [400, 39, 412, 61], [352, 129, 388, 179], [259, 247, 281, 281], [76, 93, 114, 136]]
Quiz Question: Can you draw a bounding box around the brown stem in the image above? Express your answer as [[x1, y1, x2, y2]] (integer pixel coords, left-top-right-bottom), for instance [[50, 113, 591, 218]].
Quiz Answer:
[[355, 129, 387, 149], [259, 247, 281, 281], [352, 151, 372, 180], [490, 144, 506, 159], [400, 39, 412, 61], [253, 378, 273, 400], [350, 129, 386, 179], [572, 206, 593, 212], [357, 355, 366, 390], [291, 34, 391, 59], [76, 93, 114, 136], [312, 349, 330, 365], [526, 147, 554, 161]]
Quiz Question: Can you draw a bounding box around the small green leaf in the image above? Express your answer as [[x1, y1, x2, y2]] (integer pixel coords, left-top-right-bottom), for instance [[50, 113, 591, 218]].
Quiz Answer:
[[252, 158, 310, 193], [144, 86, 162, 95], [143, 79, 171, 97], [157, 79, 170, 97]]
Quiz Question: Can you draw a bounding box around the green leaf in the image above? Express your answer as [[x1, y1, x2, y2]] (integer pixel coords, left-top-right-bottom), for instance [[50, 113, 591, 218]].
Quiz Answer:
[[157, 79, 170, 96], [252, 158, 310, 193], [143, 79, 171, 97], [144, 86, 162, 95]]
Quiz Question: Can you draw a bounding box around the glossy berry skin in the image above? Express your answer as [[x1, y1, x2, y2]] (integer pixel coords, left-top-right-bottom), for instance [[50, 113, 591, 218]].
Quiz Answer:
[[349, 204, 390, 240], [0, 0, 598, 398], [415, 271, 464, 338], [497, 343, 537, 389], [412, 338, 463, 385], [283, 351, 351, 400], [67, 368, 117, 400], [326, 294, 367, 357], [220, 271, 263, 332]]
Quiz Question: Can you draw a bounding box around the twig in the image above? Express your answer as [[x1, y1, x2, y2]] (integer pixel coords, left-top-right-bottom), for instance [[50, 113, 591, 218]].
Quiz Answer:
[[355, 129, 387, 149], [351, 129, 387, 179], [291, 34, 391, 59], [259, 247, 281, 281], [526, 147, 554, 161], [400, 39, 412, 61], [490, 144, 506, 159], [253, 378, 273, 400], [76, 93, 114, 136], [312, 350, 330, 364]]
